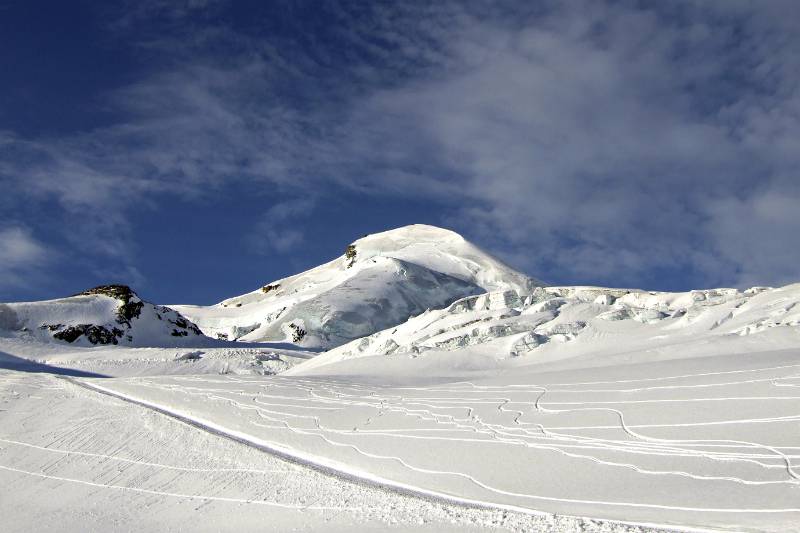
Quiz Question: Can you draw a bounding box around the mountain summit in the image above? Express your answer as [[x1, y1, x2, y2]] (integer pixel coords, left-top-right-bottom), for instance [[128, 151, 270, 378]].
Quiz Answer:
[[172, 224, 539, 348], [343, 224, 537, 293]]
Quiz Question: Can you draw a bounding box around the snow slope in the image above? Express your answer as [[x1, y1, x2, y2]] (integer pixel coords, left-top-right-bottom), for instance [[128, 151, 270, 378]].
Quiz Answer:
[[172, 225, 539, 349], [0, 285, 207, 347], [92, 347, 800, 532]]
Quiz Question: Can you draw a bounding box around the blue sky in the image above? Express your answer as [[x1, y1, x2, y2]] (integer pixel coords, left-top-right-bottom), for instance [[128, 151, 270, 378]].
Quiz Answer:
[[1, 0, 799, 304]]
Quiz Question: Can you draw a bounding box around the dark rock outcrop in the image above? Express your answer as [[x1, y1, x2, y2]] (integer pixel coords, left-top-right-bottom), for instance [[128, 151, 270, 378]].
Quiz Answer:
[[53, 324, 124, 345], [79, 284, 144, 325], [345, 244, 357, 268]]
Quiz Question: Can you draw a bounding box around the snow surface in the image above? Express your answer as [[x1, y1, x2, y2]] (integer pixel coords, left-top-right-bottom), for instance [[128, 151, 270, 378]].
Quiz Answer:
[[0, 336, 316, 377], [3, 372, 651, 532], [73, 346, 799, 532]]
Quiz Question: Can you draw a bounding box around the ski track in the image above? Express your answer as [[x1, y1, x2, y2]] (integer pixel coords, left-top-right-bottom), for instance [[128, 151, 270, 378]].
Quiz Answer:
[[0, 463, 354, 511], [0, 437, 289, 474], [89, 360, 800, 518]]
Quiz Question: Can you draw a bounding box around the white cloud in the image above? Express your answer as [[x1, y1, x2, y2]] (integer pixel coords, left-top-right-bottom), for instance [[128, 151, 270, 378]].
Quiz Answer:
[[0, 226, 50, 293], [248, 198, 316, 255], [706, 188, 800, 288], [326, 1, 800, 287], [0, 227, 46, 267]]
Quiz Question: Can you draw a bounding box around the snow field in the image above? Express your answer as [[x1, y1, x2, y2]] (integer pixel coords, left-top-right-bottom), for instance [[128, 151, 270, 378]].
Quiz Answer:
[[0, 371, 658, 532], [89, 349, 800, 531]]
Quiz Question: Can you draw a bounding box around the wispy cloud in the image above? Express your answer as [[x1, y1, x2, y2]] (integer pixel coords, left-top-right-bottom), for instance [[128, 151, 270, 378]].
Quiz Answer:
[[2, 1, 799, 290], [0, 226, 50, 294], [249, 198, 316, 254], [326, 1, 800, 287]]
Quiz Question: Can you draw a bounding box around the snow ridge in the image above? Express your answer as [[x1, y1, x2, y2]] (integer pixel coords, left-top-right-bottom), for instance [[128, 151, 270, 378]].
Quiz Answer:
[[293, 283, 800, 374]]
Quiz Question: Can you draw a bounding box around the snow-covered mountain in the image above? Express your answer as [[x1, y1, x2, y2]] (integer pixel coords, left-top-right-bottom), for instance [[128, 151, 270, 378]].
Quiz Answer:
[[0, 285, 206, 347], [290, 283, 800, 374], [3, 225, 799, 533], [172, 224, 539, 349]]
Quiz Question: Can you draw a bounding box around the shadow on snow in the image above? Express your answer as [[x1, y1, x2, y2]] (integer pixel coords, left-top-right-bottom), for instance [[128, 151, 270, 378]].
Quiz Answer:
[[0, 351, 107, 378]]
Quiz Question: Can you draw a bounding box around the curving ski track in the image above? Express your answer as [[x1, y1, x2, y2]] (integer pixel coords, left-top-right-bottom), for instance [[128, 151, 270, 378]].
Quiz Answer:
[[59, 358, 800, 530]]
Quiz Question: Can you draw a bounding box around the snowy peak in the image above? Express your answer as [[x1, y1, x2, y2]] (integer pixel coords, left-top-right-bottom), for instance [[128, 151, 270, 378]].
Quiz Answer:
[[344, 224, 538, 293], [173, 224, 538, 348], [351, 224, 465, 255], [0, 284, 206, 347]]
